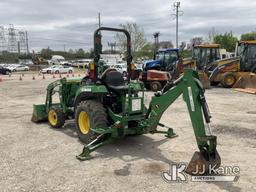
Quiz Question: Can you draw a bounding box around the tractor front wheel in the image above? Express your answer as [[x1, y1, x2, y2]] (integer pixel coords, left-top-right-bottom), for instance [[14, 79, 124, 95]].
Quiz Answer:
[[75, 100, 108, 144], [150, 81, 162, 92], [48, 108, 65, 128], [221, 72, 236, 88]]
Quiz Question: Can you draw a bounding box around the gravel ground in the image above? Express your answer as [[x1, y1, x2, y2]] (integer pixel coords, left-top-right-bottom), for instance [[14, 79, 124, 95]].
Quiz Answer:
[[0, 72, 255, 192]]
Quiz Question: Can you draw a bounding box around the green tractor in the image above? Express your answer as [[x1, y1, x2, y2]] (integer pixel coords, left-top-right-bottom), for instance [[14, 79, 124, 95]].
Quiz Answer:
[[32, 27, 221, 175]]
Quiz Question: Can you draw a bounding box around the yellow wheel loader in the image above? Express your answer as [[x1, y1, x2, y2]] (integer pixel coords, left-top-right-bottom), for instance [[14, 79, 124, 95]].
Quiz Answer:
[[209, 41, 256, 93]]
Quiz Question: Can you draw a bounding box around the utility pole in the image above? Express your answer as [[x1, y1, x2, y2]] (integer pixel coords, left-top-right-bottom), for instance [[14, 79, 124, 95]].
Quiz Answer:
[[108, 42, 116, 53], [153, 32, 160, 58], [17, 41, 20, 55], [25, 31, 29, 54], [98, 12, 101, 28], [172, 2, 183, 48]]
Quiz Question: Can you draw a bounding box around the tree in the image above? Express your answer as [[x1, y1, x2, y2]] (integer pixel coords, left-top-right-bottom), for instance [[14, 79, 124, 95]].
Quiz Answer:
[[214, 31, 238, 52], [181, 49, 192, 58], [68, 49, 74, 54], [75, 48, 85, 58], [241, 32, 256, 41], [190, 37, 203, 46], [0, 51, 19, 63], [136, 42, 154, 59], [207, 27, 217, 43], [40, 48, 53, 59], [159, 41, 174, 49], [116, 22, 146, 58]]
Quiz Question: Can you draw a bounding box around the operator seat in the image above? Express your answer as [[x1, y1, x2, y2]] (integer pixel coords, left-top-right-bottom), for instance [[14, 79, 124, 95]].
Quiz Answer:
[[100, 68, 129, 92]]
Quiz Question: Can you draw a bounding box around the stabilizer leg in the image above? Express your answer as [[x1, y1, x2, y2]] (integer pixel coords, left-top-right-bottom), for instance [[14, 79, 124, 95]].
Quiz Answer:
[[76, 134, 113, 161], [153, 123, 178, 138]]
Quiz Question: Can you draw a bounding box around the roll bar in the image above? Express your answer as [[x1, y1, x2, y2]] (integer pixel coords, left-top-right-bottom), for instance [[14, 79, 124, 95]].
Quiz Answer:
[[93, 27, 132, 82]]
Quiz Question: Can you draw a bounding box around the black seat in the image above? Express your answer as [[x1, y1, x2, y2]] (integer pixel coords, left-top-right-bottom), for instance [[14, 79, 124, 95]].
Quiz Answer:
[[104, 71, 129, 91]]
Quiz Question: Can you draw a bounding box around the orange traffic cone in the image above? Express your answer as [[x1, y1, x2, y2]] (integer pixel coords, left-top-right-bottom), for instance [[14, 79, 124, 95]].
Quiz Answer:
[[19, 75, 22, 81], [32, 74, 35, 80]]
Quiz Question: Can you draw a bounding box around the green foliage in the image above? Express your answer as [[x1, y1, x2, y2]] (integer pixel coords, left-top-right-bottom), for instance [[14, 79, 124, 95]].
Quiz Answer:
[[39, 48, 92, 60], [240, 32, 256, 41], [181, 49, 192, 58], [136, 43, 154, 59], [213, 31, 238, 52], [0, 51, 19, 63], [0, 47, 93, 63]]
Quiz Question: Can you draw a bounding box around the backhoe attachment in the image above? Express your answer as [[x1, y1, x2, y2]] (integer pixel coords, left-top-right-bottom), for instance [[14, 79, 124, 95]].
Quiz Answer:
[[145, 69, 221, 175], [186, 149, 221, 175]]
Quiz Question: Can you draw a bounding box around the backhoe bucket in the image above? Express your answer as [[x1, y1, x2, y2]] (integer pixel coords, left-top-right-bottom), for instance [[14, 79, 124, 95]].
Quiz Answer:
[[233, 73, 256, 94], [186, 150, 221, 175], [198, 72, 211, 89], [31, 104, 47, 122]]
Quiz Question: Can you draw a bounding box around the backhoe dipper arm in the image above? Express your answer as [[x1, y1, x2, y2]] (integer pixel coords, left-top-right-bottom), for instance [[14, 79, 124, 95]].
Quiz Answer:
[[145, 69, 218, 158]]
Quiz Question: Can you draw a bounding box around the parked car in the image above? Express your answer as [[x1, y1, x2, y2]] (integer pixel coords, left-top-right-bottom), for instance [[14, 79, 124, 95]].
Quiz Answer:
[[9, 64, 29, 72], [73, 59, 91, 68], [41, 65, 74, 74], [50, 55, 65, 65], [0, 66, 12, 75], [110, 63, 127, 77], [60, 61, 72, 66]]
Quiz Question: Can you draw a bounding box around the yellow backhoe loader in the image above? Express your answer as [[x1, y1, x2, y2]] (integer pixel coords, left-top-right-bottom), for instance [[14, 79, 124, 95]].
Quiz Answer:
[[183, 44, 222, 89], [209, 41, 256, 93]]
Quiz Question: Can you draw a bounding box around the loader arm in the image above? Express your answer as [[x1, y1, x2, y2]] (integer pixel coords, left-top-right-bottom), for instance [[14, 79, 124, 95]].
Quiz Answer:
[[144, 69, 220, 174], [31, 79, 64, 122]]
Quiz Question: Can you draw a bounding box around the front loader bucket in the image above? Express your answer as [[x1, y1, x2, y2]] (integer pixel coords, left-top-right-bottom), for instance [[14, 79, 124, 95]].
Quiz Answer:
[[31, 104, 48, 122], [198, 72, 211, 89], [186, 150, 221, 175], [233, 73, 256, 94]]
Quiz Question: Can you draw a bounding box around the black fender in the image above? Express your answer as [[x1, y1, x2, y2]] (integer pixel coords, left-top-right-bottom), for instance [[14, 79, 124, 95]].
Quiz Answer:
[[74, 92, 105, 109]]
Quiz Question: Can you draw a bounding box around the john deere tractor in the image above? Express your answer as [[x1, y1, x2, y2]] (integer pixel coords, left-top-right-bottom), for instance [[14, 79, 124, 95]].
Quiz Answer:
[[32, 27, 221, 174]]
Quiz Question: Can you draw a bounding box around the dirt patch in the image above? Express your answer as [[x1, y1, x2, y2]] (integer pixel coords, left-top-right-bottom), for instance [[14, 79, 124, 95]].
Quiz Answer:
[[247, 111, 256, 114], [114, 163, 131, 176], [143, 162, 165, 175], [215, 125, 256, 140]]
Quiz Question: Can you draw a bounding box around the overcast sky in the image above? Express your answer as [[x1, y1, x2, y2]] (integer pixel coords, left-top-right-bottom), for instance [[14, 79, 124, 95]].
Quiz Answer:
[[1, 0, 256, 51]]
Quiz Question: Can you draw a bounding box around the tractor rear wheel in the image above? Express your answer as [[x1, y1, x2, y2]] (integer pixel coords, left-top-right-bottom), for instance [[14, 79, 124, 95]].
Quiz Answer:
[[150, 81, 162, 92], [75, 100, 108, 144], [221, 72, 236, 88], [48, 107, 65, 128]]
